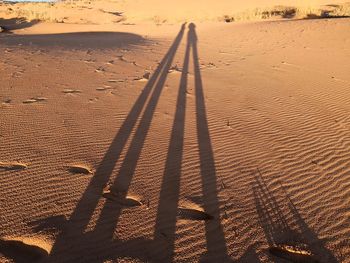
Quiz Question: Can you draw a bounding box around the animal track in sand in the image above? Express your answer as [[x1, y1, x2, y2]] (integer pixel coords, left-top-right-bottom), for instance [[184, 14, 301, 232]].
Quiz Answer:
[[0, 236, 51, 263], [23, 97, 47, 104], [62, 89, 82, 94], [67, 164, 93, 175], [102, 189, 143, 207], [269, 244, 318, 263], [0, 162, 27, 171]]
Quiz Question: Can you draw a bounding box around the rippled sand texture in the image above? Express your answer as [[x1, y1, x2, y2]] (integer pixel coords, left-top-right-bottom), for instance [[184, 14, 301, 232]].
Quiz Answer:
[[1, 2, 350, 262]]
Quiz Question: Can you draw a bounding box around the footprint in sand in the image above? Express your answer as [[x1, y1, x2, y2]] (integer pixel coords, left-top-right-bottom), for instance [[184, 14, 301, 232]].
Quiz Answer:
[[177, 200, 213, 221], [30, 215, 68, 233], [269, 244, 318, 263], [96, 87, 108, 91], [178, 207, 213, 221], [103, 188, 143, 207], [116, 55, 139, 67], [62, 89, 81, 94], [0, 236, 51, 263], [116, 55, 128, 62], [67, 164, 92, 175], [23, 99, 37, 104], [2, 98, 11, 104], [95, 67, 106, 73], [0, 162, 27, 171], [134, 72, 151, 82], [168, 65, 182, 74], [108, 79, 124, 83], [96, 86, 115, 91], [200, 62, 217, 70], [23, 97, 47, 104], [83, 59, 96, 64]]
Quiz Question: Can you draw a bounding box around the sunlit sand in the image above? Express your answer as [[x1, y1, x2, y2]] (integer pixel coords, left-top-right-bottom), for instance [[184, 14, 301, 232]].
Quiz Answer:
[[1, 0, 350, 262]]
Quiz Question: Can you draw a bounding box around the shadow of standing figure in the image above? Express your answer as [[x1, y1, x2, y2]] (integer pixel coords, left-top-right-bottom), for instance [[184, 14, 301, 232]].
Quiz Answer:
[[39, 23, 186, 263], [154, 23, 230, 263], [23, 23, 230, 263]]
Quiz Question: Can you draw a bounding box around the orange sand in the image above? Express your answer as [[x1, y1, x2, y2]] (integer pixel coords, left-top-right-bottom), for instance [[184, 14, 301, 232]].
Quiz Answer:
[[1, 1, 350, 262]]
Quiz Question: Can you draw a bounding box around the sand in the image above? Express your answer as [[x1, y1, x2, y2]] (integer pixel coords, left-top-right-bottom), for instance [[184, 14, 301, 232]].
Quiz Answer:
[[1, 1, 350, 262]]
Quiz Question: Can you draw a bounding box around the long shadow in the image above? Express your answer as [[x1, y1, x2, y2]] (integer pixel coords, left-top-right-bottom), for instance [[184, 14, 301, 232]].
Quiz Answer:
[[22, 23, 228, 262], [253, 170, 339, 262], [191, 23, 228, 261], [92, 21, 186, 237], [154, 23, 228, 262], [43, 24, 185, 262], [153, 20, 191, 262]]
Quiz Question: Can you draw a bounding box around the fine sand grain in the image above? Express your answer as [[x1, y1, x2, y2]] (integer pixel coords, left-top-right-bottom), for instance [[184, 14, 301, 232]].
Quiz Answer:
[[1, 1, 350, 262]]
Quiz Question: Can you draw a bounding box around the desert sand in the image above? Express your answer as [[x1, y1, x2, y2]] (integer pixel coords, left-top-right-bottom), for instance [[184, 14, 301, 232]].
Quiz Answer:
[[1, 0, 350, 262]]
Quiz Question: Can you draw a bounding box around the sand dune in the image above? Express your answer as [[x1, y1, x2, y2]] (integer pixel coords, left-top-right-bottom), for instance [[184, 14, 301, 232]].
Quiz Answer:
[[1, 0, 350, 262], [1, 0, 350, 24]]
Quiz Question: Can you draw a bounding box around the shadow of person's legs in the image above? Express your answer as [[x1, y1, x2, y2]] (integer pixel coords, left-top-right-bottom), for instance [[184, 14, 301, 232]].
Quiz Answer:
[[46, 24, 186, 261], [93, 23, 186, 238], [189, 23, 229, 261], [153, 24, 191, 262]]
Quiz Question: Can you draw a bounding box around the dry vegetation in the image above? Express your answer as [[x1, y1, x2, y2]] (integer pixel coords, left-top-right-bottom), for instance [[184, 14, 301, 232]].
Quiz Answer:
[[1, 0, 350, 25], [0, 0, 124, 24], [222, 3, 350, 22]]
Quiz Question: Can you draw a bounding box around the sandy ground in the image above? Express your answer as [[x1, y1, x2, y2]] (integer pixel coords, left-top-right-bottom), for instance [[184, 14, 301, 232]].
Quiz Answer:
[[1, 1, 350, 263]]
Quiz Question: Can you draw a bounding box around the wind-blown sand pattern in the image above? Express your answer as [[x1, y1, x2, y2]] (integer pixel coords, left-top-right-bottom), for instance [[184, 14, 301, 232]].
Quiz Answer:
[[1, 0, 350, 262]]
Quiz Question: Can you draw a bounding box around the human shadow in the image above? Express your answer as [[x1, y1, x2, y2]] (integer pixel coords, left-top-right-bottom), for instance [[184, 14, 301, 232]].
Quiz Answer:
[[0, 17, 39, 32], [35, 24, 186, 263], [252, 169, 339, 263], [152, 20, 191, 262], [91, 21, 186, 239], [23, 23, 228, 263], [191, 23, 228, 262], [0, 31, 145, 49], [153, 23, 229, 262]]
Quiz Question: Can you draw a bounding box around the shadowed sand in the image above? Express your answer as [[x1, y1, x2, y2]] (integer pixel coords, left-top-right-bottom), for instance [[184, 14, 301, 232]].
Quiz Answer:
[[0, 32, 145, 49], [1, 1, 350, 262]]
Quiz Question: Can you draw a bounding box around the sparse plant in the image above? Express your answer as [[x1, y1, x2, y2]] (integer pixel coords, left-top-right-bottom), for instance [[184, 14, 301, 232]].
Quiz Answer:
[[153, 15, 167, 25], [223, 15, 234, 23]]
